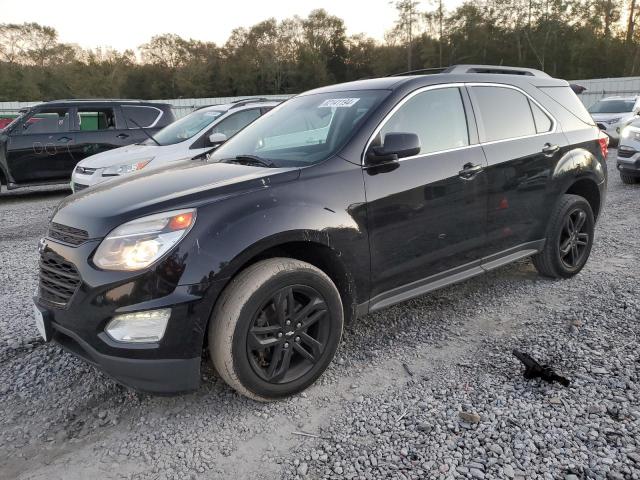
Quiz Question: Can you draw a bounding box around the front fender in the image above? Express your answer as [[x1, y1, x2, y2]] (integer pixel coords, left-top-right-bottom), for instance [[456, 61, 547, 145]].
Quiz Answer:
[[176, 157, 370, 304]]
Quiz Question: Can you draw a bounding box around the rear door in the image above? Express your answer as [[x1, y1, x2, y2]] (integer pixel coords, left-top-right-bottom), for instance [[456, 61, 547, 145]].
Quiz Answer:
[[6, 107, 75, 183], [70, 105, 133, 162], [467, 84, 567, 257]]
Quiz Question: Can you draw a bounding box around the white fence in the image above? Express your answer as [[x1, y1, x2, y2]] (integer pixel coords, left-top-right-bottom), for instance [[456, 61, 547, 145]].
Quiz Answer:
[[572, 76, 640, 107], [1, 76, 639, 115]]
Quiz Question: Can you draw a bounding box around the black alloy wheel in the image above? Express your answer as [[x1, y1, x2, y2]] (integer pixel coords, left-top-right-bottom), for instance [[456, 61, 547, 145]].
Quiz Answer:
[[558, 208, 590, 270], [247, 285, 329, 384], [209, 258, 343, 401]]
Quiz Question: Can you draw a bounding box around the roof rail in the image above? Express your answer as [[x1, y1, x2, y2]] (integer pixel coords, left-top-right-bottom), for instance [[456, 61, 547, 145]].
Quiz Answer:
[[388, 64, 551, 78], [442, 64, 550, 78], [228, 97, 286, 109], [387, 67, 449, 77]]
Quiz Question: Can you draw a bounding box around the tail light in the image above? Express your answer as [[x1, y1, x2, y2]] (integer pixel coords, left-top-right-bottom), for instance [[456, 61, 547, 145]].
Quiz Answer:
[[598, 131, 609, 159]]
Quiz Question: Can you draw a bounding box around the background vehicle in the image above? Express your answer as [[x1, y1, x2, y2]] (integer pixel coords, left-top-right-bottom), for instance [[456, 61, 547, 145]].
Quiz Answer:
[[35, 65, 607, 400], [617, 124, 640, 183], [588, 96, 640, 145], [0, 100, 174, 191], [70, 98, 281, 192]]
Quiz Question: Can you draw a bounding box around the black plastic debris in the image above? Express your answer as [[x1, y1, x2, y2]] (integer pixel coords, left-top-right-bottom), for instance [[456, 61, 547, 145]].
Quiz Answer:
[[512, 349, 571, 387]]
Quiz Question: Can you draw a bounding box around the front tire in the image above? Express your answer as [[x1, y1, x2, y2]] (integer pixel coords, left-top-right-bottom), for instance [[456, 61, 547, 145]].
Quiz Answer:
[[532, 194, 595, 279], [620, 172, 639, 185], [209, 258, 343, 401]]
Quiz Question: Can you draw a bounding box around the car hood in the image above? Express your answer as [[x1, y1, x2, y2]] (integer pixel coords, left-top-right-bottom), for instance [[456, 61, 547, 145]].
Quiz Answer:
[[77, 144, 163, 168], [53, 160, 300, 238]]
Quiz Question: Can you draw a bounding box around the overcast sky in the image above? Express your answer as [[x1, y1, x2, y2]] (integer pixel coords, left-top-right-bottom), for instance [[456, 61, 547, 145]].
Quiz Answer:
[[0, 0, 463, 51]]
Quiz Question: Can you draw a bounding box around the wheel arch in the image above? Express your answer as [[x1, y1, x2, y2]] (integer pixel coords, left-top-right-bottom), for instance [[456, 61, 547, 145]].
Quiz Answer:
[[565, 178, 602, 220], [202, 234, 359, 350]]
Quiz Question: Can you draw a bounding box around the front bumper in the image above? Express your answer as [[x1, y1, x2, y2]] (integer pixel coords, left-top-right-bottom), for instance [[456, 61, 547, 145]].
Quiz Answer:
[[50, 321, 200, 393], [34, 237, 219, 394], [70, 167, 113, 192], [617, 149, 640, 176]]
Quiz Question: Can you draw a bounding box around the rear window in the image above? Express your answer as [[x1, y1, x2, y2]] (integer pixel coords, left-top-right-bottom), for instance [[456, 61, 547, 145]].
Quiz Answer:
[[122, 105, 162, 128], [538, 86, 595, 126]]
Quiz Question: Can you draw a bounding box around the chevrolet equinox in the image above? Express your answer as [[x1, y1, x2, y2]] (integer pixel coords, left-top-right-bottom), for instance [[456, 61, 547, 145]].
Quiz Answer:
[[34, 65, 608, 400]]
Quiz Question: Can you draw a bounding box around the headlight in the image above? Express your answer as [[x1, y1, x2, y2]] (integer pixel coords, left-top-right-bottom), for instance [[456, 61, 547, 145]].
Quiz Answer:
[[93, 209, 196, 271], [605, 117, 622, 125], [622, 127, 640, 140], [102, 158, 153, 177]]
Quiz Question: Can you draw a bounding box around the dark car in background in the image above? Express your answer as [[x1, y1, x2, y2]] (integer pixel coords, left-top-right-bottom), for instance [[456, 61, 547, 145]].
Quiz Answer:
[[0, 100, 175, 191], [34, 65, 607, 400]]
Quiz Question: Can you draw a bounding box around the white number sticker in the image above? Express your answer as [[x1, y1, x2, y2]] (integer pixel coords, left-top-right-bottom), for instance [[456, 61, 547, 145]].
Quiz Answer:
[[318, 98, 360, 108]]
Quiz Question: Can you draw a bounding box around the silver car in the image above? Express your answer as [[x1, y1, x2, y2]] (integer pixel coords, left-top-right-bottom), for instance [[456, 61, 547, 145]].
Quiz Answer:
[[617, 123, 640, 184], [588, 96, 640, 145]]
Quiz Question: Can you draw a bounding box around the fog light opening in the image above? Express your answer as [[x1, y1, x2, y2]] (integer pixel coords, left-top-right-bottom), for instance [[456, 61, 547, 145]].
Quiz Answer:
[[105, 308, 171, 343]]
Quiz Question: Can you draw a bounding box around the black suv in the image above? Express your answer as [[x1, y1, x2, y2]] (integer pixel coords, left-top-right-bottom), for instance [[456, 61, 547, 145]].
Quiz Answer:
[[0, 100, 175, 191], [34, 65, 608, 400]]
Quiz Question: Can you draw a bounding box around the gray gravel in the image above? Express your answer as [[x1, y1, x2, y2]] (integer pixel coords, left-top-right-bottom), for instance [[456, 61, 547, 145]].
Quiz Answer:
[[0, 152, 638, 479]]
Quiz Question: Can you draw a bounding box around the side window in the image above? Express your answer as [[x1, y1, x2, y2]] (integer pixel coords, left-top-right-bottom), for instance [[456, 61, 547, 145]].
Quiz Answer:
[[22, 108, 71, 134], [378, 87, 469, 155], [122, 106, 162, 129], [471, 86, 536, 142], [211, 109, 261, 138], [529, 100, 552, 133], [77, 107, 116, 131]]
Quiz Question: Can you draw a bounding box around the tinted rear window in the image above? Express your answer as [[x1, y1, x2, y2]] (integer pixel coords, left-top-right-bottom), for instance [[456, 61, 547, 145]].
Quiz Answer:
[[538, 86, 595, 126], [122, 106, 162, 128], [471, 86, 536, 142]]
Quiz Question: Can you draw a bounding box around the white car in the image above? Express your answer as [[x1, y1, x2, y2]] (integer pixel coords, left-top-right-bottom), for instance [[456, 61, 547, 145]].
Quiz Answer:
[[71, 98, 281, 192], [588, 96, 640, 145]]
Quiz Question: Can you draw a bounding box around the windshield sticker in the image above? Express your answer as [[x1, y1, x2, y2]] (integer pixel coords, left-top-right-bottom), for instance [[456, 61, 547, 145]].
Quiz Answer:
[[204, 112, 222, 117], [318, 98, 360, 108]]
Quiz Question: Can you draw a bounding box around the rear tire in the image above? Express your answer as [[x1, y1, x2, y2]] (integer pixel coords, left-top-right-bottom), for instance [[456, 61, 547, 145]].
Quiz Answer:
[[209, 258, 343, 401], [620, 172, 639, 185], [532, 194, 595, 279]]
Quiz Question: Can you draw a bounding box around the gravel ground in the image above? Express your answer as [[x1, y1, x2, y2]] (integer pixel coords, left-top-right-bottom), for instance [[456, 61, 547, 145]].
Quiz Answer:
[[0, 151, 638, 480]]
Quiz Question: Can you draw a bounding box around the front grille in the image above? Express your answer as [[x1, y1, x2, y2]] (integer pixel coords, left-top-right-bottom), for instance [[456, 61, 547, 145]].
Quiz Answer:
[[39, 250, 82, 307], [73, 182, 89, 193], [48, 222, 89, 246], [618, 148, 636, 159], [75, 166, 97, 175]]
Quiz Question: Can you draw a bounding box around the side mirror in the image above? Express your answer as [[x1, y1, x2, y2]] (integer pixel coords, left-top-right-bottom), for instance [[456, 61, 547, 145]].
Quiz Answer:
[[208, 132, 227, 146], [367, 132, 420, 165]]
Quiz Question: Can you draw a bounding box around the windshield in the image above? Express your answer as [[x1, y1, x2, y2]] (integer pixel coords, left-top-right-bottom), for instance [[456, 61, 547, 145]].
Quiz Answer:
[[210, 90, 389, 167], [588, 99, 635, 114], [148, 109, 225, 146]]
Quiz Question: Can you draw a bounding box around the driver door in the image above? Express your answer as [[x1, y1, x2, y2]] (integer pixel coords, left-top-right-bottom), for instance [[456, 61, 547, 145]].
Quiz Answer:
[[6, 107, 75, 183], [363, 86, 489, 304]]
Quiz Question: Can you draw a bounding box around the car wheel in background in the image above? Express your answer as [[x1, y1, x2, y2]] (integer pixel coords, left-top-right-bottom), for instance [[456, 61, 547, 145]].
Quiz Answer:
[[532, 194, 595, 279], [209, 258, 343, 401]]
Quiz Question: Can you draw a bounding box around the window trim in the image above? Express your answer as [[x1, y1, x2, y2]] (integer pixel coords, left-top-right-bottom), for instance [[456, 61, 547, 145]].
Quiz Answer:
[[122, 105, 164, 129], [466, 82, 557, 145], [361, 82, 558, 165]]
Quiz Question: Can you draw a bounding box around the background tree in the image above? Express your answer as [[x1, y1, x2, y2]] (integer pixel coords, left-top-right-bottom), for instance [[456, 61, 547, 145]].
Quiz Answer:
[[0, 4, 638, 102]]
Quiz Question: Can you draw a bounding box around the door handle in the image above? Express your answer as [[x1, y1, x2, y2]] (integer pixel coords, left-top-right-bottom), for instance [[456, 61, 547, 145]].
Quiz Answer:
[[117, 133, 130, 139], [57, 136, 72, 142], [458, 162, 483, 179], [542, 143, 560, 156]]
